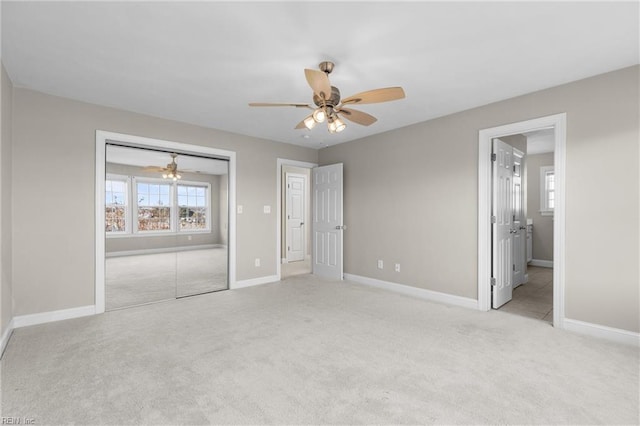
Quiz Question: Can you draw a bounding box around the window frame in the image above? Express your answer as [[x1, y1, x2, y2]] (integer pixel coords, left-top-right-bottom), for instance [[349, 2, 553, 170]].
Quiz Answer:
[[176, 181, 212, 233], [105, 174, 131, 235], [106, 175, 212, 238], [133, 176, 176, 234], [539, 165, 555, 216]]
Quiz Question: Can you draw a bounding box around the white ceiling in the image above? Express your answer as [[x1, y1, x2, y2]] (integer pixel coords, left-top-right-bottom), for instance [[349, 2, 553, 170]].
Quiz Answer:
[[2, 2, 638, 149]]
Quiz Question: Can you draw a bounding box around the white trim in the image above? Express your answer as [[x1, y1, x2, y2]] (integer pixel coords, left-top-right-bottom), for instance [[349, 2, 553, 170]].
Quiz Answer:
[[106, 244, 225, 258], [276, 158, 317, 280], [96, 130, 237, 314], [344, 273, 478, 310], [564, 318, 640, 347], [232, 275, 279, 289], [478, 113, 566, 330], [529, 259, 554, 268], [12, 305, 96, 329], [0, 319, 14, 357]]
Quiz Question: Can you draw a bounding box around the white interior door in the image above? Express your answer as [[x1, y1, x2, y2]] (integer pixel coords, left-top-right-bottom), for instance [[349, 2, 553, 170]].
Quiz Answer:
[[492, 139, 514, 308], [286, 173, 306, 262], [512, 148, 526, 287], [312, 163, 343, 280]]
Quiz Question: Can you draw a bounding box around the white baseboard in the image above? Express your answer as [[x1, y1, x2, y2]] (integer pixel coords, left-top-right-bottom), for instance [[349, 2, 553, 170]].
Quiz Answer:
[[106, 244, 225, 258], [344, 273, 478, 310], [564, 318, 639, 347], [1, 319, 15, 357], [232, 275, 279, 290], [12, 305, 96, 329], [281, 258, 288, 264], [529, 259, 553, 268]]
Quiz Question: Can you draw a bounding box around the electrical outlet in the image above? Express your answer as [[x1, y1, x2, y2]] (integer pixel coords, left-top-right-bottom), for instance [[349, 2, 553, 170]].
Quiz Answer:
[[377, 260, 384, 269], [255, 258, 260, 267], [263, 205, 271, 214], [187, 235, 192, 241], [237, 205, 243, 214], [395, 263, 401, 272]]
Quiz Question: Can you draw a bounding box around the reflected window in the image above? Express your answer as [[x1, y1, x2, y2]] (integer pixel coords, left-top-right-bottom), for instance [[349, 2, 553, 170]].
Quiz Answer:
[[105, 176, 128, 233], [136, 180, 173, 232], [178, 184, 208, 231]]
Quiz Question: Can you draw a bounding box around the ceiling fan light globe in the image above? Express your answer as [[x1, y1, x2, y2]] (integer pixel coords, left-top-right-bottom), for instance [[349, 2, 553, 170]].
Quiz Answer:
[[304, 116, 317, 130], [328, 120, 337, 133], [313, 108, 326, 123], [334, 118, 346, 132]]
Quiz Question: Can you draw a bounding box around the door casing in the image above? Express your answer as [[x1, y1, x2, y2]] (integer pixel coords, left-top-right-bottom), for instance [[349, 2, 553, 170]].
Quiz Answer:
[[276, 159, 317, 280], [478, 113, 566, 328]]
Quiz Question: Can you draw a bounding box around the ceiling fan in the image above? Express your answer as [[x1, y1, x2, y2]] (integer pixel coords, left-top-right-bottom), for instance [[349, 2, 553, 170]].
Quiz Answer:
[[142, 153, 183, 181], [249, 61, 405, 133]]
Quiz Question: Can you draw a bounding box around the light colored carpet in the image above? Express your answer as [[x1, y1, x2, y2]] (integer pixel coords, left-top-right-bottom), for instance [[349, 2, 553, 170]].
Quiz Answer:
[[2, 274, 638, 425], [106, 248, 227, 310]]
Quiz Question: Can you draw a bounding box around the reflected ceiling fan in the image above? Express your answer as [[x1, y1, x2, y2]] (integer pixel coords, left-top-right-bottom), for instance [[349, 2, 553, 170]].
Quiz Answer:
[[142, 153, 183, 181], [249, 61, 405, 133]]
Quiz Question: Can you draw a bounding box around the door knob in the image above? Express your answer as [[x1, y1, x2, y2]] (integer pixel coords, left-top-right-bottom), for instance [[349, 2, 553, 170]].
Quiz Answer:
[[335, 225, 347, 230], [510, 229, 517, 234], [519, 226, 526, 230]]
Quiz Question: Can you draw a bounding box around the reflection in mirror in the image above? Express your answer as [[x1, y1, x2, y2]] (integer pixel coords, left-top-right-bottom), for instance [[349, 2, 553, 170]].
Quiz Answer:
[[104, 144, 229, 310]]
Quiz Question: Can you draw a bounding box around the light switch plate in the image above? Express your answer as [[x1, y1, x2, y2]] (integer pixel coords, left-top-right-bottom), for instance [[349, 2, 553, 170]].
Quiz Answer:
[[237, 205, 243, 214], [263, 205, 271, 214]]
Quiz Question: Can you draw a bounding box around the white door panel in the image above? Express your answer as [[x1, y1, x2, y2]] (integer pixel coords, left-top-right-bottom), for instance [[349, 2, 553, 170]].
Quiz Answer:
[[312, 163, 343, 280], [492, 139, 513, 308], [512, 149, 526, 287], [286, 173, 306, 262]]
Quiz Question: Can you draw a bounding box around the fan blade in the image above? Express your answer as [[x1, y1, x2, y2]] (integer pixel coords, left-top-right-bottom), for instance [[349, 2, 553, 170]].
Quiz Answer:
[[142, 166, 166, 172], [340, 87, 405, 106], [304, 69, 332, 101], [249, 102, 312, 109], [337, 108, 378, 126]]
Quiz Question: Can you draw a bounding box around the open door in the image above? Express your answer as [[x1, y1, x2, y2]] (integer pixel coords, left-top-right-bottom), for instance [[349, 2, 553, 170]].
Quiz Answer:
[[492, 139, 513, 308], [312, 163, 344, 280]]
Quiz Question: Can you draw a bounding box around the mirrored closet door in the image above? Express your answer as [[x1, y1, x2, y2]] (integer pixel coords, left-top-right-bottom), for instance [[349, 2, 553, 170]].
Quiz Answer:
[[104, 144, 229, 310]]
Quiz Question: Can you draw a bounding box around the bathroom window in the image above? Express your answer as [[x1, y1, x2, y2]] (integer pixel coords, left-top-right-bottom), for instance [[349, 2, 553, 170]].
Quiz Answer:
[[540, 166, 554, 216]]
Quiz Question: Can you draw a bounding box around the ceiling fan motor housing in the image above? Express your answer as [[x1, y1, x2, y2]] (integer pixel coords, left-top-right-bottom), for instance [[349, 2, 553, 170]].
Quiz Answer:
[[313, 86, 341, 107]]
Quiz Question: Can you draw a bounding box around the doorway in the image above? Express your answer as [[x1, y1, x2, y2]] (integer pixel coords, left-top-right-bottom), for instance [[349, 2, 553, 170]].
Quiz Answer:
[[477, 114, 566, 328], [95, 131, 236, 314], [277, 159, 315, 279], [491, 131, 555, 323]]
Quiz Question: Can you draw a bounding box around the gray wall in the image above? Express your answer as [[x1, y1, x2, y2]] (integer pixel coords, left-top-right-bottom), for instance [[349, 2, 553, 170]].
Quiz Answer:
[[527, 153, 554, 261], [11, 88, 317, 316], [105, 162, 223, 254], [1, 64, 13, 337], [319, 66, 639, 333]]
